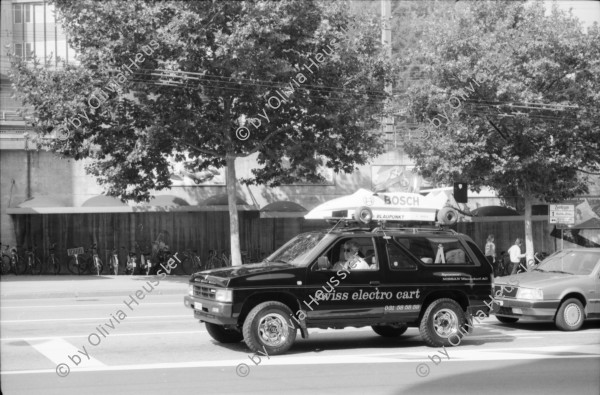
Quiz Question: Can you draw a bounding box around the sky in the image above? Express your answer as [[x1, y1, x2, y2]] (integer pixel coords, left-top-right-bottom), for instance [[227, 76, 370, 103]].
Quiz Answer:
[[545, 0, 600, 28]]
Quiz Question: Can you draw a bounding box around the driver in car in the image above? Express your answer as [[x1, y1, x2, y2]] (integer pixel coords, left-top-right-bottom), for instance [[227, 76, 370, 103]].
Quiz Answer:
[[333, 241, 373, 271]]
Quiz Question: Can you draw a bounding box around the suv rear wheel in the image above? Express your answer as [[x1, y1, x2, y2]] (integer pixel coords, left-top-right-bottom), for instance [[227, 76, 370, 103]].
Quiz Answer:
[[419, 298, 466, 347], [205, 322, 243, 343], [242, 301, 296, 355], [372, 324, 408, 337]]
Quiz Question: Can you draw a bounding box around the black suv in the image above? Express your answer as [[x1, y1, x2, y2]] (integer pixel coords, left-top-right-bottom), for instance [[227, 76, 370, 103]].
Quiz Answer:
[[184, 225, 493, 355]]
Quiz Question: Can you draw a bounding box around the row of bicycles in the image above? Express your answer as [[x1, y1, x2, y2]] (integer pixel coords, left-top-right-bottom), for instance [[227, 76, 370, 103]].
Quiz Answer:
[[0, 241, 236, 276]]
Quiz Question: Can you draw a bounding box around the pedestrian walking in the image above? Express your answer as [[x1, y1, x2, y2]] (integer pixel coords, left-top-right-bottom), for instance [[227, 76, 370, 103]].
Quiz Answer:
[[508, 238, 527, 275], [484, 234, 497, 274]]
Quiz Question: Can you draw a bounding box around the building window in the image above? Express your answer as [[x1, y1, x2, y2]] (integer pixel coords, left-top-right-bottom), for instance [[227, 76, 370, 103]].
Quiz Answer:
[[25, 4, 32, 23], [14, 43, 23, 57], [13, 4, 22, 24], [26, 43, 34, 60]]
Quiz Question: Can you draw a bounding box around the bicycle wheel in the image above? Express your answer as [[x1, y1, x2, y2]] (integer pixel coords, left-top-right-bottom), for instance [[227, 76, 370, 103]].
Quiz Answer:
[[1, 256, 10, 275], [181, 255, 193, 275], [16, 256, 26, 275], [67, 256, 81, 275], [32, 256, 42, 275], [49, 255, 60, 275]]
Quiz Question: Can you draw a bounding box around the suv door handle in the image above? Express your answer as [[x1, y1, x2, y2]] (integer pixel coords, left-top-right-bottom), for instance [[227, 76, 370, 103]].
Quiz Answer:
[[370, 281, 380, 286]]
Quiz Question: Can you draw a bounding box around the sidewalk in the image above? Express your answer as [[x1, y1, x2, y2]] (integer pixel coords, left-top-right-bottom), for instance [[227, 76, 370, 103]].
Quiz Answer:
[[0, 275, 189, 300]]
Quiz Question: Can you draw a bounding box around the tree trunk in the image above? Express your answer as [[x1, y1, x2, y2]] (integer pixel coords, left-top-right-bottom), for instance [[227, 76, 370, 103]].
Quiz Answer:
[[523, 197, 535, 270], [226, 154, 242, 266]]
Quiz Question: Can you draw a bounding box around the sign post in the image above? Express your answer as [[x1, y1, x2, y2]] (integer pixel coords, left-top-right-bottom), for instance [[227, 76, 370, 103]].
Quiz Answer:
[[549, 204, 575, 250]]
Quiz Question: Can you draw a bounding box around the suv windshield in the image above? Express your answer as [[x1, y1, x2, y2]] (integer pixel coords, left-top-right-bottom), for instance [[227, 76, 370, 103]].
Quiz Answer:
[[265, 232, 331, 267], [537, 250, 600, 275]]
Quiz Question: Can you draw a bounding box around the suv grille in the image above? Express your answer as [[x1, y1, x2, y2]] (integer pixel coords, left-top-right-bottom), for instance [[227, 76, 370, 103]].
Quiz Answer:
[[494, 285, 518, 298], [193, 284, 217, 299]]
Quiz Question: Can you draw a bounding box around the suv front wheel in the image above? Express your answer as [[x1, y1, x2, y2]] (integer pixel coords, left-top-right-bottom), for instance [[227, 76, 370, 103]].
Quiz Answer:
[[242, 301, 297, 355], [419, 298, 466, 347]]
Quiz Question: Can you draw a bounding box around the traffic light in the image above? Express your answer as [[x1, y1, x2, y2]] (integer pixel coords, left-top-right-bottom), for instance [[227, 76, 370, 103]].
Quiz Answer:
[[454, 182, 468, 203]]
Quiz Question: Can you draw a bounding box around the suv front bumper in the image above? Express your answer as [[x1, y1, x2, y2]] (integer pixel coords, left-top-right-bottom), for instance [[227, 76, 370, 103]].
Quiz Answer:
[[184, 295, 237, 325]]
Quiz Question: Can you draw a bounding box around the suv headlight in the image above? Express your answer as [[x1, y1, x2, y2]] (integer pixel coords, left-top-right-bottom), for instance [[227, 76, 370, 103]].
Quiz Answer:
[[214, 288, 233, 303], [188, 284, 194, 296], [516, 287, 544, 300]]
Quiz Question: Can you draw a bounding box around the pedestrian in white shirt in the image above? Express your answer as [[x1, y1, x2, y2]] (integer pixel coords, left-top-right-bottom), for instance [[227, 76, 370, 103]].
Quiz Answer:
[[508, 238, 526, 274]]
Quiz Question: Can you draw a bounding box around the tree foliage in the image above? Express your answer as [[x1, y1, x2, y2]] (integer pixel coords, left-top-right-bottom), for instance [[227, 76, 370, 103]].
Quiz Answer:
[[9, 0, 397, 265], [10, 0, 396, 199], [402, 0, 600, 204]]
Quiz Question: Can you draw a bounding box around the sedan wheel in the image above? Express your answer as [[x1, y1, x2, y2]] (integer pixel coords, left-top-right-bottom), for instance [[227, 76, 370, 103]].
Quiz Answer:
[[555, 298, 584, 331]]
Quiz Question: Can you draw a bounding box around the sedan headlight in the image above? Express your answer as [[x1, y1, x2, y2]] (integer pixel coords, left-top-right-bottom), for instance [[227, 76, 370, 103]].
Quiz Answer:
[[516, 287, 544, 300], [214, 288, 233, 303]]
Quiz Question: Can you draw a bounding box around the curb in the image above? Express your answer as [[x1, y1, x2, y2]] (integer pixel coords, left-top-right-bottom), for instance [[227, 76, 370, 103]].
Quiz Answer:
[[0, 275, 189, 300]]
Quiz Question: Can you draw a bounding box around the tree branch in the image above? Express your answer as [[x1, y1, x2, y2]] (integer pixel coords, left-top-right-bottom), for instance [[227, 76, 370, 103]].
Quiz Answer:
[[183, 141, 225, 159], [246, 128, 284, 156], [575, 168, 600, 175]]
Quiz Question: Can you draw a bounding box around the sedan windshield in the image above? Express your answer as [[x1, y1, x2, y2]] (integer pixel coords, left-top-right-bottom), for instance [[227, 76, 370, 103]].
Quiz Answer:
[[537, 250, 600, 275], [265, 232, 331, 267]]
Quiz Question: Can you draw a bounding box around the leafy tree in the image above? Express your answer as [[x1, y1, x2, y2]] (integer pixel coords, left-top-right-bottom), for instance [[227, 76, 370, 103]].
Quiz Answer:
[[401, 0, 600, 262], [9, 0, 396, 265]]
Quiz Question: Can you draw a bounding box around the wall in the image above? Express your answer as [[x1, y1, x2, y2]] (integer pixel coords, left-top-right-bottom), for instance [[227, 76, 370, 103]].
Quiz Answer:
[[458, 219, 558, 257], [0, 149, 75, 245]]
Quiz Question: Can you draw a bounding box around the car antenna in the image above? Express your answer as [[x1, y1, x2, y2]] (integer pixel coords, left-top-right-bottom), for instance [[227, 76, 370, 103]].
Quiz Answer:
[[326, 218, 345, 235]]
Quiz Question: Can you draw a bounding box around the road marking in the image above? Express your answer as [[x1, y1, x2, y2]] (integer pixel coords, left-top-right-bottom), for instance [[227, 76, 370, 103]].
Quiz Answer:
[[1, 315, 189, 323], [1, 330, 206, 342], [27, 338, 105, 367], [0, 302, 182, 309], [2, 345, 598, 376]]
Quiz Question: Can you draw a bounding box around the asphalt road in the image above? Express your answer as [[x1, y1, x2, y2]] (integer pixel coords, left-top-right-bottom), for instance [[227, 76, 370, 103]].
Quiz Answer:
[[1, 276, 599, 395]]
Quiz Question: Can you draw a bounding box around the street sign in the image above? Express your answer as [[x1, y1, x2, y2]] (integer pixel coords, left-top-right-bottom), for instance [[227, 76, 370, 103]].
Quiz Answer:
[[549, 204, 575, 225], [67, 247, 84, 256]]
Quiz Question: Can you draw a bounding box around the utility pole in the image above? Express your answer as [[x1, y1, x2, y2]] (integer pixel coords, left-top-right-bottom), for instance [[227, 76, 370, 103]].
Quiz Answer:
[[381, 0, 395, 148]]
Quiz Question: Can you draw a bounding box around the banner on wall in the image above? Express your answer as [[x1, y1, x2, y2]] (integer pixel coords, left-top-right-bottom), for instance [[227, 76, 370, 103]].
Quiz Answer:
[[371, 165, 434, 193], [168, 154, 226, 186]]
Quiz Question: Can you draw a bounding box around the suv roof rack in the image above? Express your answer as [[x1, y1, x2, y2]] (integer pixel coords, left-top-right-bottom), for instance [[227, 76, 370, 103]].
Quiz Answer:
[[372, 226, 458, 235], [323, 218, 371, 232]]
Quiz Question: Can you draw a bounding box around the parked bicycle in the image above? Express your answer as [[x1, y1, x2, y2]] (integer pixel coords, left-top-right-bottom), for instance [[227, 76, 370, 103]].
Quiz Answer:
[[206, 249, 229, 270], [137, 242, 154, 275], [108, 247, 120, 275], [125, 246, 138, 275], [67, 244, 103, 275], [47, 242, 61, 275], [9, 245, 24, 275], [528, 251, 549, 269], [241, 248, 265, 264], [23, 244, 42, 275], [1, 243, 13, 275], [180, 249, 203, 275]]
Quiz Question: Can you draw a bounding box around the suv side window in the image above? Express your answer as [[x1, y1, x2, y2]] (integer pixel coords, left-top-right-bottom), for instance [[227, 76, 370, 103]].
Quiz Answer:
[[394, 236, 474, 265], [386, 240, 417, 270], [318, 237, 379, 271]]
